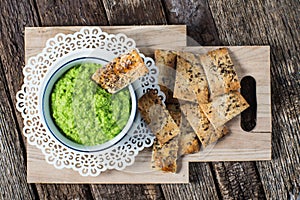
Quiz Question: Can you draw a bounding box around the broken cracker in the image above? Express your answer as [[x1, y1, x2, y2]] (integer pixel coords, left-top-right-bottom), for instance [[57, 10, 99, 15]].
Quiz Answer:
[[151, 137, 179, 173], [138, 90, 180, 146], [200, 91, 249, 128], [200, 48, 240, 98], [180, 101, 229, 147], [92, 49, 149, 93]]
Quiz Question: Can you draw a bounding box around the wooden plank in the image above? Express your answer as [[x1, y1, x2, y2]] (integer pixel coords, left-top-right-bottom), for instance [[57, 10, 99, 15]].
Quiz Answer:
[[90, 184, 164, 199], [212, 162, 265, 199], [35, 184, 93, 200], [162, 0, 221, 45], [25, 25, 187, 60], [161, 163, 220, 200], [102, 0, 167, 25], [208, 0, 300, 199], [0, 62, 36, 199], [0, 0, 39, 199], [0, 0, 39, 128], [27, 145, 189, 183], [35, 0, 108, 26]]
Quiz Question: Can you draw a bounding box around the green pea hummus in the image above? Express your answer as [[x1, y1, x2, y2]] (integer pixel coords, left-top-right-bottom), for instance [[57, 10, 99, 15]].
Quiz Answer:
[[51, 63, 131, 146]]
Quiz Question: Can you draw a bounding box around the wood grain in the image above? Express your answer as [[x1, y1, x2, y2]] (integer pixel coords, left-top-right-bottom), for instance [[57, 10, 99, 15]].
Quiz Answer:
[[208, 0, 300, 199], [90, 184, 164, 200], [35, 184, 93, 200], [102, 0, 167, 25], [212, 162, 265, 199], [161, 163, 220, 200], [35, 0, 108, 26], [0, 62, 36, 199], [27, 145, 189, 183], [0, 0, 39, 199], [0, 0, 39, 128], [25, 25, 187, 60], [162, 0, 221, 45]]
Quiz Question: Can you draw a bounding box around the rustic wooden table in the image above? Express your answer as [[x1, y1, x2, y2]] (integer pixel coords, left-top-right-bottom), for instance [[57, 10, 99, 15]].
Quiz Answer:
[[0, 0, 299, 199]]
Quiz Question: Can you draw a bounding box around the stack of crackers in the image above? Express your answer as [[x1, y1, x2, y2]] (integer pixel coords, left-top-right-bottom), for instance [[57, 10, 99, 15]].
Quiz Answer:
[[91, 47, 249, 173], [138, 48, 249, 173]]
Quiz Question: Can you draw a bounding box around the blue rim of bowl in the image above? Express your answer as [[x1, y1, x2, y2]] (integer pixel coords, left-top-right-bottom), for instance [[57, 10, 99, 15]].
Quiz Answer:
[[41, 57, 137, 153]]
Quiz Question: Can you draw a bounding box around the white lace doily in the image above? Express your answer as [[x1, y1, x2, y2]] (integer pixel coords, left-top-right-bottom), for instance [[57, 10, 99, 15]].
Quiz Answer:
[[16, 27, 165, 176]]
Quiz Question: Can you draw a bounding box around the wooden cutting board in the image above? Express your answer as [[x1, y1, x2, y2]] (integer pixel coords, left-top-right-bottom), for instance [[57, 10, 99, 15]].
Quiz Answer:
[[24, 25, 271, 183]]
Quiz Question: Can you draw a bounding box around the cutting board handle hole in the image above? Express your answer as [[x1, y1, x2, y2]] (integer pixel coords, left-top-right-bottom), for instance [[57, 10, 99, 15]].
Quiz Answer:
[[240, 76, 257, 132]]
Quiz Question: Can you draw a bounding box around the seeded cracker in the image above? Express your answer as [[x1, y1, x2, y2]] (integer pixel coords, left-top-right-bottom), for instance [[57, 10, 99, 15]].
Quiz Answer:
[[151, 137, 179, 173], [154, 49, 178, 104], [154, 49, 176, 92], [180, 101, 229, 147], [200, 48, 240, 98], [177, 114, 200, 156], [174, 51, 208, 103], [168, 109, 200, 156], [92, 49, 149, 94], [138, 90, 180, 146], [168, 110, 182, 127], [200, 91, 249, 129]]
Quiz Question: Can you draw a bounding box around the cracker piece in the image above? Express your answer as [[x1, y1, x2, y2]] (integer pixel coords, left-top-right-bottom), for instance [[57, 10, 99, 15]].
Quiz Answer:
[[180, 102, 229, 147], [200, 48, 240, 98], [178, 132, 200, 156], [178, 114, 200, 156], [155, 49, 177, 91], [174, 51, 208, 103], [166, 102, 181, 113], [138, 90, 180, 145], [92, 49, 149, 93], [154, 49, 177, 69], [159, 85, 179, 104], [168, 108, 200, 155], [151, 137, 179, 173], [200, 91, 249, 128], [168, 110, 181, 127]]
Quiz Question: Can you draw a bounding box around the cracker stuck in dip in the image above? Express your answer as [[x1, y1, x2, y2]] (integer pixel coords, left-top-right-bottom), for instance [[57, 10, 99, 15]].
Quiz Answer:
[[50, 63, 131, 146]]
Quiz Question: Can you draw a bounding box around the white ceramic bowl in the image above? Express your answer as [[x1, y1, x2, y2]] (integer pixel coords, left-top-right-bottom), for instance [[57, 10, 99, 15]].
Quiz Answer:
[[40, 57, 137, 152]]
